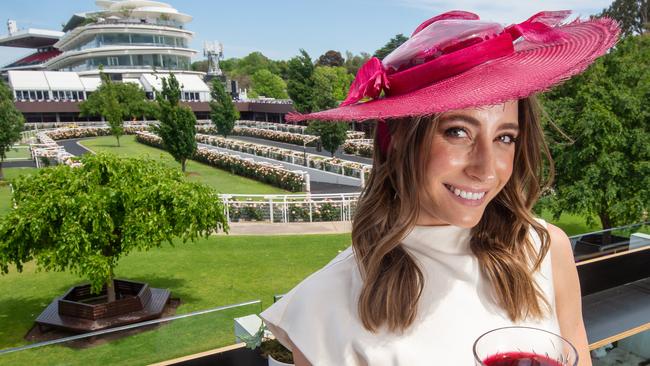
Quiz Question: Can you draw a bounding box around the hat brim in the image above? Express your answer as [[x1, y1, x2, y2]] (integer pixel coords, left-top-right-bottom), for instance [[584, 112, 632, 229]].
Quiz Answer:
[[287, 18, 619, 122]]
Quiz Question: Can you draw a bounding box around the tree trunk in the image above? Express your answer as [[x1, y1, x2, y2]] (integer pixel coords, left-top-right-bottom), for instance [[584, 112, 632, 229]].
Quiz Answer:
[[599, 211, 612, 245], [181, 158, 187, 172], [116, 135, 121, 147], [107, 274, 116, 303], [0, 161, 4, 181]]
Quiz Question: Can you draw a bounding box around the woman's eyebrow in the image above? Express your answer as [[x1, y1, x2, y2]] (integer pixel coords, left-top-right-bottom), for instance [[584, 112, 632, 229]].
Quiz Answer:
[[440, 114, 519, 131]]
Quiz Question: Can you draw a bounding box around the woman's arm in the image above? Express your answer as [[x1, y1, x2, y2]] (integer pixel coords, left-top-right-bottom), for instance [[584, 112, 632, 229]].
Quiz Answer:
[[292, 346, 312, 366], [548, 223, 592, 366]]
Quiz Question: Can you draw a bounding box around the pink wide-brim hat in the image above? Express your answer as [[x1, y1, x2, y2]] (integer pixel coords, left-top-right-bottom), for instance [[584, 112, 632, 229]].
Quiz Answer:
[[287, 10, 619, 125]]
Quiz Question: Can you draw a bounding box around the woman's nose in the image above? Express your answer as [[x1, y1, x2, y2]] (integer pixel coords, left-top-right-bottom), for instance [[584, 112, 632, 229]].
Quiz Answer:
[[465, 139, 497, 183]]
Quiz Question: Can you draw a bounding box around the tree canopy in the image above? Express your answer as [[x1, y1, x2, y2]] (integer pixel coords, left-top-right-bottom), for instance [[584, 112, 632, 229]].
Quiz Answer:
[[306, 121, 349, 157], [154, 74, 197, 172], [286, 49, 317, 113], [79, 72, 151, 146], [317, 50, 345, 67], [0, 153, 229, 297], [250, 69, 289, 99], [600, 0, 649, 36], [313, 66, 354, 102], [0, 80, 25, 180], [210, 78, 240, 138], [540, 34, 650, 229]]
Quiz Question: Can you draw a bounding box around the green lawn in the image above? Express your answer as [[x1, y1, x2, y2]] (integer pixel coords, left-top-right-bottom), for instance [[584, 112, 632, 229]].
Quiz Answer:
[[0, 233, 351, 365], [80, 135, 292, 195], [540, 210, 601, 237], [0, 168, 36, 216], [3, 146, 31, 160]]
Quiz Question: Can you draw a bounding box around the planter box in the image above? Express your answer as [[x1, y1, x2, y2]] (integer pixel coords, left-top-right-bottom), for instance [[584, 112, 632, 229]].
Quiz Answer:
[[58, 279, 150, 320]]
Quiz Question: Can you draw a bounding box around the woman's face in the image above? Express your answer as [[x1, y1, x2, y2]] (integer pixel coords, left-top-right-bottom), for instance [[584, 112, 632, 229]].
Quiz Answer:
[[416, 101, 519, 228]]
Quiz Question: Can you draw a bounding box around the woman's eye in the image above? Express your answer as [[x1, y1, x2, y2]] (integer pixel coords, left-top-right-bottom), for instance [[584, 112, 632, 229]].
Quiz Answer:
[[444, 127, 468, 139], [498, 134, 517, 144]]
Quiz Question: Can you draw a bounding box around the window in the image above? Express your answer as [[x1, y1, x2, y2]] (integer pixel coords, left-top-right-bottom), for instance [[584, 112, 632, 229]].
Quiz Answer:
[[36, 91, 43, 100], [29, 91, 36, 100], [108, 57, 119, 66], [15, 91, 22, 100], [78, 92, 85, 101], [66, 91, 73, 100]]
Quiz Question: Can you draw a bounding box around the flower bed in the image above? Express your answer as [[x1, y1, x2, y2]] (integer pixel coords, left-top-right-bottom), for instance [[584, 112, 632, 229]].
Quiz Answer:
[[196, 134, 370, 179], [342, 140, 374, 158], [44, 126, 149, 141], [137, 132, 305, 192], [196, 126, 318, 147], [236, 120, 308, 134]]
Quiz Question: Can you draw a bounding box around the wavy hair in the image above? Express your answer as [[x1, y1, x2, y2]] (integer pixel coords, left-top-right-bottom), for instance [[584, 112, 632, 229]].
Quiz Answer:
[[351, 96, 554, 334]]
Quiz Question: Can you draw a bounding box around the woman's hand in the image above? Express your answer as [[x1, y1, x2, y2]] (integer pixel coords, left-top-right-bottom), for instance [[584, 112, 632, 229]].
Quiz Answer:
[[549, 223, 592, 366]]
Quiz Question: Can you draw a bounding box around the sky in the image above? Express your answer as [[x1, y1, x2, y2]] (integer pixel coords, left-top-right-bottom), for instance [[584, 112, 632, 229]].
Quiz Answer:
[[0, 0, 613, 66]]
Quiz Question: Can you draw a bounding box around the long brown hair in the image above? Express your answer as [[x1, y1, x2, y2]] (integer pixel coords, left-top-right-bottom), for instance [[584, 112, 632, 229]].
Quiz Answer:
[[351, 96, 555, 334]]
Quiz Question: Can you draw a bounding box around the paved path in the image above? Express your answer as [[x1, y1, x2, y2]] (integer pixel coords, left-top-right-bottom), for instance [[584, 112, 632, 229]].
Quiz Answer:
[[2, 160, 36, 168], [230, 135, 373, 165], [56, 138, 93, 156], [218, 221, 352, 235]]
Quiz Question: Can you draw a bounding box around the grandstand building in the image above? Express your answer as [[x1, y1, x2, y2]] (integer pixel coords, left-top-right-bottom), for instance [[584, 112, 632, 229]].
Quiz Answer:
[[0, 0, 293, 123]]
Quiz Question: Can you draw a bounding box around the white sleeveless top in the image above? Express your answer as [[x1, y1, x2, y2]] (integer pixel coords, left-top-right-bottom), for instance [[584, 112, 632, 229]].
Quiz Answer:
[[260, 219, 560, 366]]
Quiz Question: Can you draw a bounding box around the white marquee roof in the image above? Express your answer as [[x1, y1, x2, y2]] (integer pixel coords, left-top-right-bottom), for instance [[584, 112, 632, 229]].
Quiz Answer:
[[140, 73, 209, 92]]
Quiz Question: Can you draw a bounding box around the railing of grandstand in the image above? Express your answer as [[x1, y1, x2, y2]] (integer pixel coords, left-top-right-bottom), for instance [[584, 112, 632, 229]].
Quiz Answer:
[[568, 221, 650, 262], [220, 192, 360, 223]]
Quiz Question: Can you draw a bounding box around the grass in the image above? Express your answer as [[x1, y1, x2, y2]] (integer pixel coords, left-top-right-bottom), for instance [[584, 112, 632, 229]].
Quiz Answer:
[[0, 233, 352, 365], [3, 146, 31, 160], [539, 210, 601, 237], [0, 168, 36, 216], [80, 135, 292, 195]]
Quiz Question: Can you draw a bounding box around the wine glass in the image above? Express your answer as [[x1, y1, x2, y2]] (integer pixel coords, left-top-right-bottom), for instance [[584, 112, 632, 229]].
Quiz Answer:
[[473, 326, 579, 366]]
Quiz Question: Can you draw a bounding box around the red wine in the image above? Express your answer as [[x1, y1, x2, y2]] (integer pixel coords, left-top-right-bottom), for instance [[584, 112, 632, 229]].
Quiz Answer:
[[483, 351, 566, 366]]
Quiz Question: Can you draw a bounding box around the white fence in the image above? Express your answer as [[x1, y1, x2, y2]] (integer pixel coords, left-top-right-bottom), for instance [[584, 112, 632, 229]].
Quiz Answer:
[[221, 193, 361, 223]]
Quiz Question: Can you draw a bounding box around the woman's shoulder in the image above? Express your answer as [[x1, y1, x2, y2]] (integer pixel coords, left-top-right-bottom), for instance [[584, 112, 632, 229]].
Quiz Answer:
[[260, 246, 358, 324], [260, 247, 360, 364]]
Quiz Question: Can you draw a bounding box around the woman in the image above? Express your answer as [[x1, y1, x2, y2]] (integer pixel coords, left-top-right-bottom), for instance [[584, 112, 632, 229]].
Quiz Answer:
[[261, 10, 619, 366]]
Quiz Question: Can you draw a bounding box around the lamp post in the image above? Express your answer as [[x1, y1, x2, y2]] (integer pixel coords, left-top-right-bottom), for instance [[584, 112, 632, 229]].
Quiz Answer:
[[303, 139, 307, 167]]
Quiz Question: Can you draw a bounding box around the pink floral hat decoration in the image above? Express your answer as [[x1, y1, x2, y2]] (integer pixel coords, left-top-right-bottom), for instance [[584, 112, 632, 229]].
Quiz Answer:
[[286, 10, 619, 154]]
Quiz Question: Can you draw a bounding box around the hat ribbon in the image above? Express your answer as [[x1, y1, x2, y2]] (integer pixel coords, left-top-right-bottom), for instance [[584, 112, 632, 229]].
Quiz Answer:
[[341, 10, 571, 108]]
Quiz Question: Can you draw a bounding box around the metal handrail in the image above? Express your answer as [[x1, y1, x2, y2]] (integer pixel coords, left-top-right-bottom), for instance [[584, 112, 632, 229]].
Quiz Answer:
[[0, 299, 261, 356]]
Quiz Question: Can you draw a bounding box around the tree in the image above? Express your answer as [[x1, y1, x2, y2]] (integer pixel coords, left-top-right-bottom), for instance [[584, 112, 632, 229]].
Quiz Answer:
[[210, 78, 240, 138], [373, 34, 409, 60], [0, 153, 229, 301], [191, 60, 209, 73], [540, 34, 650, 231], [286, 49, 316, 113], [306, 121, 349, 157], [0, 80, 25, 180], [344, 51, 371, 76], [154, 74, 197, 172], [317, 50, 345, 67], [600, 0, 649, 36], [313, 66, 354, 102], [250, 69, 289, 99], [80, 72, 151, 146]]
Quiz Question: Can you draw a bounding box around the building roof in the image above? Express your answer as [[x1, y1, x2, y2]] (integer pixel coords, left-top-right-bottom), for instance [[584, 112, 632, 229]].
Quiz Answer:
[[44, 71, 85, 91], [80, 77, 102, 91], [140, 73, 209, 92], [0, 28, 64, 48], [8, 70, 87, 91], [8, 70, 49, 90]]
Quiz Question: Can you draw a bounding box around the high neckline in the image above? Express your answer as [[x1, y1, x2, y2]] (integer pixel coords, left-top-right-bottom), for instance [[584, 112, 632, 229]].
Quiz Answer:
[[401, 224, 472, 255]]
